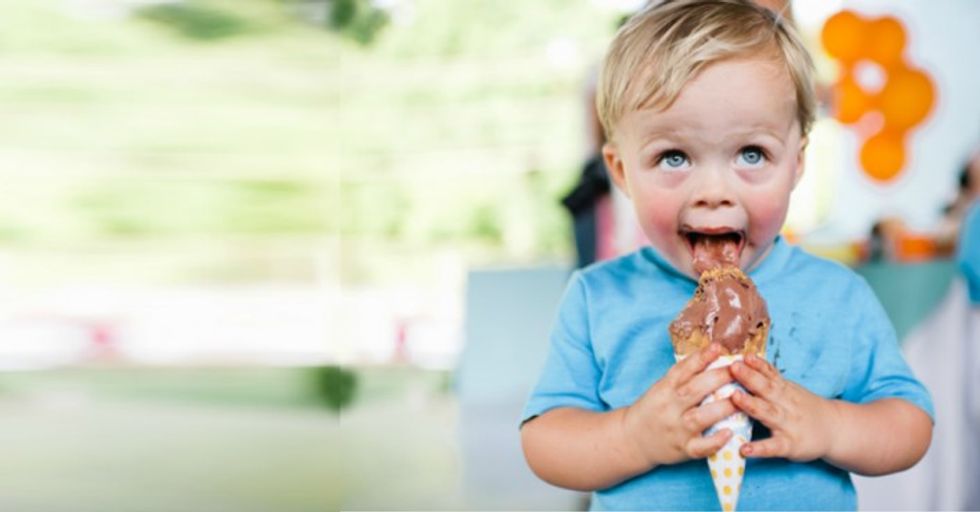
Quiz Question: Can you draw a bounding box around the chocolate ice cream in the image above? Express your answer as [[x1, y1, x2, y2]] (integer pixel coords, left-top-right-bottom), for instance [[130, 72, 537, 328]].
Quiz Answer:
[[670, 236, 770, 356]]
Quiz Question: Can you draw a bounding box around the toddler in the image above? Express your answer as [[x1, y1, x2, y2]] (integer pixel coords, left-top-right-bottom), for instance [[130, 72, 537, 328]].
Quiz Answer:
[[520, 1, 934, 509]]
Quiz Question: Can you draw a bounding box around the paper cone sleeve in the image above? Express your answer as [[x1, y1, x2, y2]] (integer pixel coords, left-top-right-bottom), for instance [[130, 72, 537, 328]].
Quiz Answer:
[[673, 323, 767, 511]]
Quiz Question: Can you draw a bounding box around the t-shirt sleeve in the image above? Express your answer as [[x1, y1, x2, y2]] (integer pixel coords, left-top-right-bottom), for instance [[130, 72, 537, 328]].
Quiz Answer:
[[841, 277, 935, 421], [520, 271, 605, 425]]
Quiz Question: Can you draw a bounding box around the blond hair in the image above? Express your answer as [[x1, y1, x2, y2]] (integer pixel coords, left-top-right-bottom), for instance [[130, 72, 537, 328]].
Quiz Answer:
[[596, 0, 816, 141]]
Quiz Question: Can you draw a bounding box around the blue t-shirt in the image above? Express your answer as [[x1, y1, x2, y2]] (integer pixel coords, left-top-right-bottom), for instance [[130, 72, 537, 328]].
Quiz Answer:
[[522, 237, 934, 511]]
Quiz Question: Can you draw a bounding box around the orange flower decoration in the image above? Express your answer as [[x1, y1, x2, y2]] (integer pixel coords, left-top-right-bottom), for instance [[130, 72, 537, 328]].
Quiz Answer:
[[821, 11, 935, 182]]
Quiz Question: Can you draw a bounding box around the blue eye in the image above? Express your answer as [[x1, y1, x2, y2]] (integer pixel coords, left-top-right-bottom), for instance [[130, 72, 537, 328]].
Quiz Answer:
[[659, 150, 690, 170], [737, 146, 766, 167]]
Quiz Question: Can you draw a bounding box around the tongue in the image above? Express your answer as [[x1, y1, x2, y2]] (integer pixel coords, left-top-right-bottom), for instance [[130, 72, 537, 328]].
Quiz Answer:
[[692, 235, 741, 275]]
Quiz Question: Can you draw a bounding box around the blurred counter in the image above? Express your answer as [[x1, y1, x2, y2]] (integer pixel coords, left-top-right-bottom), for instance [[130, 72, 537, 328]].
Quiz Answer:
[[856, 259, 957, 342]]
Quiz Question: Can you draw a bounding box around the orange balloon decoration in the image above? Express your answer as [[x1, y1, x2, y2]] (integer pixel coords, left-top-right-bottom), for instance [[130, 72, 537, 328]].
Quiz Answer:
[[821, 11, 935, 183], [835, 74, 872, 124], [879, 69, 934, 129], [867, 17, 906, 66], [860, 132, 905, 182], [821, 11, 865, 63]]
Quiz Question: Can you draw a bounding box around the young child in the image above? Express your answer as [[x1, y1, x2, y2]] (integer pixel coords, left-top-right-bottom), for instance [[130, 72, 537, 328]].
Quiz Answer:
[[520, 1, 934, 509]]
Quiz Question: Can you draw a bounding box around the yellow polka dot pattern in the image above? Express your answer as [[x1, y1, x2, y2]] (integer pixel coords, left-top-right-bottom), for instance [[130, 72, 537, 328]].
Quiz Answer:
[[698, 354, 753, 512]]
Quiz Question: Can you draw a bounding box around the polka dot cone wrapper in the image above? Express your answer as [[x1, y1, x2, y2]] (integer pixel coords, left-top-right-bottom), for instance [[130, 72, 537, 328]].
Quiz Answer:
[[677, 354, 752, 511]]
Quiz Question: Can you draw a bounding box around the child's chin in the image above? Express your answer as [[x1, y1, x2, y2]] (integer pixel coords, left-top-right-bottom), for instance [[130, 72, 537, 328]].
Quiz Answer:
[[671, 258, 700, 279], [677, 253, 752, 278]]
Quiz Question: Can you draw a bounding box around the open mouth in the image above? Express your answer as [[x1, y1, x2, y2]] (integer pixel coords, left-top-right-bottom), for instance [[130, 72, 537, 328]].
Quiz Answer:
[[680, 227, 746, 257]]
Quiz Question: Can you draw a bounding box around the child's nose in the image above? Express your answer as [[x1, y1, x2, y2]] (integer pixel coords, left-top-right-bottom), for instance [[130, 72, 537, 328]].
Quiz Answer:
[[690, 170, 737, 209]]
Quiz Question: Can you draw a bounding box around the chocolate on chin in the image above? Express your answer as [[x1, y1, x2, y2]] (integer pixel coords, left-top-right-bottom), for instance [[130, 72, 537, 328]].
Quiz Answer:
[[692, 234, 742, 275]]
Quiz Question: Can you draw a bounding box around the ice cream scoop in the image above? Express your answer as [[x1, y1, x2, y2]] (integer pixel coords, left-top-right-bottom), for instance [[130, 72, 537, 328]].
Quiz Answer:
[[669, 265, 769, 356]]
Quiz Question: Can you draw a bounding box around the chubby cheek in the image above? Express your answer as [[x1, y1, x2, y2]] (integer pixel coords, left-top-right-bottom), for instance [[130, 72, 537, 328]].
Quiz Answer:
[[633, 195, 684, 254], [746, 195, 790, 248]]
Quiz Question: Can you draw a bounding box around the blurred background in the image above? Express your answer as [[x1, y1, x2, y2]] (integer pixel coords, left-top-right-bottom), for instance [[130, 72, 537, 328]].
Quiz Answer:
[[0, 0, 977, 510]]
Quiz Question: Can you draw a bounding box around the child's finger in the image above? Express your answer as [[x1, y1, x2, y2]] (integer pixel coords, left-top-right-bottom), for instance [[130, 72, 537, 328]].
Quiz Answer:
[[731, 390, 778, 426], [683, 398, 736, 433], [669, 343, 722, 386], [676, 367, 733, 408], [745, 354, 779, 378], [741, 436, 787, 458], [685, 428, 732, 459], [730, 359, 775, 399]]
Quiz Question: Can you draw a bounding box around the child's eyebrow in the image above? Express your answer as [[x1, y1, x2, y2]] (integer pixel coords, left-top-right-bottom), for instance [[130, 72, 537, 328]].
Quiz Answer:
[[636, 130, 689, 153], [734, 127, 788, 142], [639, 129, 682, 143], [728, 120, 796, 142], [637, 126, 789, 150]]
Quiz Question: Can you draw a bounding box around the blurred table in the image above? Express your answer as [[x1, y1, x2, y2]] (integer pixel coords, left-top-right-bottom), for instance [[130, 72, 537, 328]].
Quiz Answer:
[[458, 265, 584, 509], [856, 259, 957, 342]]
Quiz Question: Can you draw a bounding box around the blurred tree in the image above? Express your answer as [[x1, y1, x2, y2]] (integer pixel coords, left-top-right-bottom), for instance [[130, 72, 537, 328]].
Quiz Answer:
[[137, 3, 252, 41], [469, 203, 504, 244], [0, 0, 616, 279], [323, 0, 389, 45], [309, 365, 358, 414], [68, 179, 329, 239]]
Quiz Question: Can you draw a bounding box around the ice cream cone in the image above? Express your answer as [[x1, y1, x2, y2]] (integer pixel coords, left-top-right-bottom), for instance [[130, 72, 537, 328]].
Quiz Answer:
[[668, 260, 769, 510]]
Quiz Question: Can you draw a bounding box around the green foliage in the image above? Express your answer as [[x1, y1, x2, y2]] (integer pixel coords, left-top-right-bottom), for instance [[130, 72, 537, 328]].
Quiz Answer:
[[137, 3, 253, 41], [308, 365, 358, 414], [337, 180, 410, 238], [68, 179, 330, 238], [0, 0, 623, 281], [327, 0, 389, 45], [468, 204, 503, 243], [223, 180, 330, 234]]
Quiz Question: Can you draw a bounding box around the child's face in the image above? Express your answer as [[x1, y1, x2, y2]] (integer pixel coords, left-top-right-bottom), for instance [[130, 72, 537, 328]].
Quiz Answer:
[[603, 56, 806, 278]]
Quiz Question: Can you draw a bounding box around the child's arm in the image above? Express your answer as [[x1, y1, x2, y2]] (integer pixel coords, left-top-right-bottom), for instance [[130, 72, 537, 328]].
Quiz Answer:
[[521, 343, 737, 491], [823, 398, 931, 475], [730, 354, 932, 476]]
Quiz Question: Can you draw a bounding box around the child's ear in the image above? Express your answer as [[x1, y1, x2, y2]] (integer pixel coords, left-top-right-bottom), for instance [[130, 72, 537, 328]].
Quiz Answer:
[[792, 136, 807, 189], [602, 142, 630, 198]]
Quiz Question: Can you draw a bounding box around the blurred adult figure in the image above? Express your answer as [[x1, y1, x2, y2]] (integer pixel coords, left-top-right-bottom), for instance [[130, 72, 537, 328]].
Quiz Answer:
[[937, 150, 980, 256], [958, 201, 980, 304], [561, 65, 612, 269]]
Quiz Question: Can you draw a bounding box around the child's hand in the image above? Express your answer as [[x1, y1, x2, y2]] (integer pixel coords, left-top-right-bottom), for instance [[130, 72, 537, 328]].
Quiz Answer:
[[622, 343, 738, 469], [730, 354, 837, 462]]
